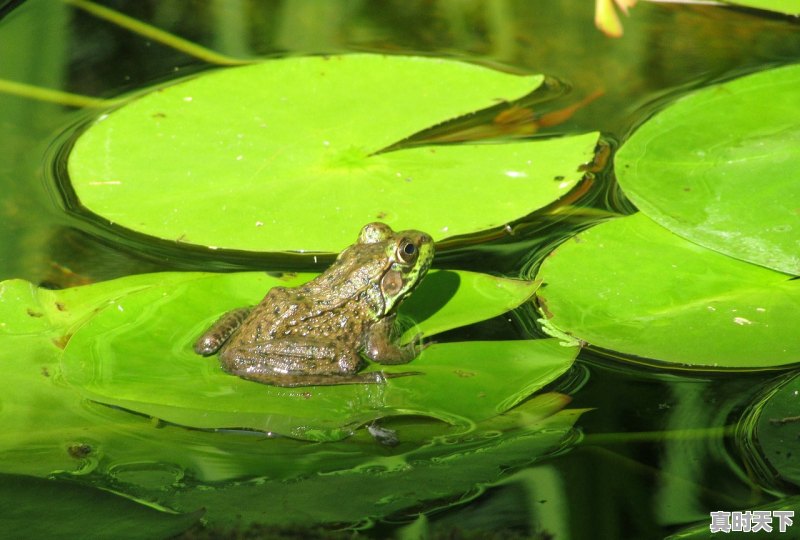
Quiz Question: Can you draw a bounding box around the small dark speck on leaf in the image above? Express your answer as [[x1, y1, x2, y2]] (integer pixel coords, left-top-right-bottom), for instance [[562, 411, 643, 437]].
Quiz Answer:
[[41, 367, 49, 377], [554, 175, 565, 181], [683, 187, 691, 192], [152, 112, 166, 118], [26, 308, 43, 318], [376, 211, 387, 219], [68, 443, 93, 459], [55, 302, 66, 311], [52, 335, 71, 350]]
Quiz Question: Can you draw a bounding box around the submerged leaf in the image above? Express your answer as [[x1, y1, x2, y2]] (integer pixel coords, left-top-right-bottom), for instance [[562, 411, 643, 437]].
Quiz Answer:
[[0, 473, 202, 540], [167, 394, 587, 526]]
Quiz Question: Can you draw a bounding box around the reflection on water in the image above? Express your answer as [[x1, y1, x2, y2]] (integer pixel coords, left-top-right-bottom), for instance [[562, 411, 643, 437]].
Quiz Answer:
[[1, 0, 800, 537]]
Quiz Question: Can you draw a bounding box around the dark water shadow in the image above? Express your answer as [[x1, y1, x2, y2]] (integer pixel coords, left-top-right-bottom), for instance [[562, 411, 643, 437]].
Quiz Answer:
[[399, 270, 460, 326]]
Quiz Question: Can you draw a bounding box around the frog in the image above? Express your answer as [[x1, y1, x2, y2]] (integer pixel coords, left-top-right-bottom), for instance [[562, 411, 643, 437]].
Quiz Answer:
[[193, 222, 434, 387]]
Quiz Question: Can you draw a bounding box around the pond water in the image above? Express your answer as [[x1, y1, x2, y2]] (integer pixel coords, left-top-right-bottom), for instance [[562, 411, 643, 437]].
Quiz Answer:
[[1, 1, 799, 538]]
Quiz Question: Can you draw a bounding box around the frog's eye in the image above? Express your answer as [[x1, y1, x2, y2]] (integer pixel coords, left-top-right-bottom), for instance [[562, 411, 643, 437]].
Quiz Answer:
[[396, 239, 418, 265]]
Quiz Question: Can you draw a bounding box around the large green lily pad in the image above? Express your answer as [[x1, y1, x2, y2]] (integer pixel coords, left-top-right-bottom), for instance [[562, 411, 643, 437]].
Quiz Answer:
[[535, 213, 800, 368], [56, 270, 575, 440], [616, 64, 800, 275], [67, 54, 599, 253], [0, 276, 585, 528]]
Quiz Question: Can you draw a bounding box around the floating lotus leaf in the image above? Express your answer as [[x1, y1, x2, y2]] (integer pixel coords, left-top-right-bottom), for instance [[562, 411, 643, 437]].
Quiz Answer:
[[616, 64, 800, 275], [67, 54, 599, 253], [0, 277, 583, 529], [535, 213, 800, 368], [55, 270, 575, 440]]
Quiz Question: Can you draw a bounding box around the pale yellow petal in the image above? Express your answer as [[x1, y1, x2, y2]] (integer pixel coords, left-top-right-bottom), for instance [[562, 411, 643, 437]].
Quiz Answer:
[[595, 0, 624, 38]]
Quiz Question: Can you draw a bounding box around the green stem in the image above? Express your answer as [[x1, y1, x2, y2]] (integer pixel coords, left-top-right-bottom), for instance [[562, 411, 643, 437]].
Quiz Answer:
[[0, 78, 125, 108], [64, 0, 254, 66]]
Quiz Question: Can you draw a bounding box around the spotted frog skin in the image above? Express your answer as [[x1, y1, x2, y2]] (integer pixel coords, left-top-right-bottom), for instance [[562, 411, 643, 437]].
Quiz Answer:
[[194, 223, 434, 387]]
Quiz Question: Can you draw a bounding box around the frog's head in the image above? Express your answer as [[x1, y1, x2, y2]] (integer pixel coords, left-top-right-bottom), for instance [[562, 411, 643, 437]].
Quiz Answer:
[[358, 222, 434, 315]]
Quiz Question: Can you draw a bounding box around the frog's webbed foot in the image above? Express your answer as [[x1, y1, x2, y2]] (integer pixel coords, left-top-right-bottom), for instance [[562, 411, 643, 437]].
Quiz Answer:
[[193, 306, 253, 356], [363, 315, 425, 365]]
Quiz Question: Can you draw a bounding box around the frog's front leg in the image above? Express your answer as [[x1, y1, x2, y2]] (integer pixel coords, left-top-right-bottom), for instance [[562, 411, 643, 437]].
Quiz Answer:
[[219, 339, 395, 387], [193, 307, 253, 356], [363, 314, 425, 365]]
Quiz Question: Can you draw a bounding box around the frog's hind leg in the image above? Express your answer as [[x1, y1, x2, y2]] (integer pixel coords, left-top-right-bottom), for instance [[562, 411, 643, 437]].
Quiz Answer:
[[219, 340, 420, 387], [193, 307, 253, 356]]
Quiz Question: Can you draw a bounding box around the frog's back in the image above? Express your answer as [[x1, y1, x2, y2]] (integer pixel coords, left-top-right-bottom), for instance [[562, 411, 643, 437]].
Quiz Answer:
[[224, 284, 373, 351]]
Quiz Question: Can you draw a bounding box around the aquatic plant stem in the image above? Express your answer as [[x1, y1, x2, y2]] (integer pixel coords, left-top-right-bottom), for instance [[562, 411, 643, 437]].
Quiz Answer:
[[63, 0, 254, 66], [0, 78, 125, 108]]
